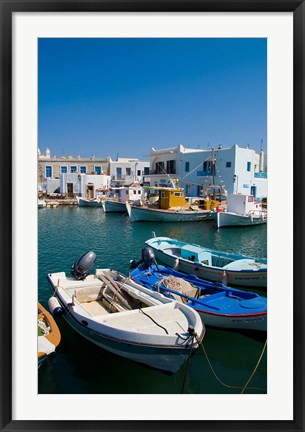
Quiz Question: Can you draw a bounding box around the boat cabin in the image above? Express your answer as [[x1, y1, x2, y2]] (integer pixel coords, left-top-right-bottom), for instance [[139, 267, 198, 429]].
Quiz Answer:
[[158, 188, 186, 209], [227, 194, 262, 215], [110, 184, 145, 203]]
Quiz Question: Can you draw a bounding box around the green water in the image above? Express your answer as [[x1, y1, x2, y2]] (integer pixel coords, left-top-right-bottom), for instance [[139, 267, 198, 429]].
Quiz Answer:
[[38, 207, 267, 394]]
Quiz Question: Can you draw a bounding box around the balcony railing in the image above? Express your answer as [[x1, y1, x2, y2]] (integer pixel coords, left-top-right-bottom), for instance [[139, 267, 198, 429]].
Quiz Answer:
[[197, 171, 212, 177], [254, 172, 267, 178], [148, 169, 176, 175]]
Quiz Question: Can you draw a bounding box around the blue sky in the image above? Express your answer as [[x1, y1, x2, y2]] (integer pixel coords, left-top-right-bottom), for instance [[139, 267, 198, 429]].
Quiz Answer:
[[38, 38, 267, 160]]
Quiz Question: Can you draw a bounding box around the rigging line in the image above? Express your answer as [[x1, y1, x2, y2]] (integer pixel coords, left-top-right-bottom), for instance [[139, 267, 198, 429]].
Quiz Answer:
[[154, 165, 178, 187], [179, 156, 215, 182], [200, 341, 267, 392], [184, 181, 227, 189]]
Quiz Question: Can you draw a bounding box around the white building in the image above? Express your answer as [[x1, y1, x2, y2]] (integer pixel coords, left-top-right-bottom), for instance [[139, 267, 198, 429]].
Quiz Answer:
[[144, 144, 267, 200], [60, 173, 111, 198], [46, 178, 60, 194], [109, 158, 150, 186]]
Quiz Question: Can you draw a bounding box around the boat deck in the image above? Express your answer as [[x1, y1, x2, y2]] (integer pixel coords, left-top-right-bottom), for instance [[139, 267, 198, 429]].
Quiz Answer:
[[82, 300, 109, 316], [100, 306, 188, 335]]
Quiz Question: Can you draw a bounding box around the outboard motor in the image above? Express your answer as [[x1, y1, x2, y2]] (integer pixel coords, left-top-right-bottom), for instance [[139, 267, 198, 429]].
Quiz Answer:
[[129, 246, 159, 270], [71, 251, 97, 280], [142, 246, 159, 270], [129, 259, 140, 270]]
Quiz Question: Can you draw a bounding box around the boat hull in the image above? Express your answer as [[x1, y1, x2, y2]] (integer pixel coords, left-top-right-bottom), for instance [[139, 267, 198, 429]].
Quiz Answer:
[[145, 237, 267, 288], [195, 309, 266, 331], [77, 197, 103, 207], [60, 307, 197, 373], [217, 211, 267, 228], [102, 200, 127, 213], [38, 199, 46, 209], [126, 203, 211, 222], [153, 251, 266, 288]]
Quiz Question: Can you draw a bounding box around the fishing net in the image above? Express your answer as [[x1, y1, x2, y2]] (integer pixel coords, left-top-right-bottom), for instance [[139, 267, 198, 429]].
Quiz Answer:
[[160, 276, 199, 303]]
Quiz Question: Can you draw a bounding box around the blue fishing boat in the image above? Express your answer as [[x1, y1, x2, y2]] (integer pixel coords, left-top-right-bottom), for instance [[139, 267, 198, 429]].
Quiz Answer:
[[130, 248, 267, 332]]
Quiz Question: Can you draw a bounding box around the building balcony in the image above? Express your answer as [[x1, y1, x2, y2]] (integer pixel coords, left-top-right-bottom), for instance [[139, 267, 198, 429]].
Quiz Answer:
[[254, 172, 267, 178], [197, 171, 212, 177], [149, 170, 176, 175]]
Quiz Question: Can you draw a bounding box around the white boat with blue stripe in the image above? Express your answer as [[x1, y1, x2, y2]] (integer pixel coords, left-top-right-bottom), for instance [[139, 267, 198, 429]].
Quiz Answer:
[[145, 236, 267, 289]]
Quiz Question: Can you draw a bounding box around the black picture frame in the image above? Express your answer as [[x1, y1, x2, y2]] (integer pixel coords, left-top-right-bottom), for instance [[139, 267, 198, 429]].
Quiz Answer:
[[1, 1, 304, 431]]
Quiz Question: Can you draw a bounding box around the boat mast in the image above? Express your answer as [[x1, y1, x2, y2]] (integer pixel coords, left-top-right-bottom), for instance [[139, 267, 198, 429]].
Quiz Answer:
[[212, 147, 216, 200]]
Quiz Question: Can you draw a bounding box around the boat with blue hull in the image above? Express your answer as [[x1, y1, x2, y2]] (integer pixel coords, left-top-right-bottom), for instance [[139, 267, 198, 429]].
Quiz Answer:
[[130, 251, 267, 332], [145, 236, 267, 289], [47, 252, 205, 374]]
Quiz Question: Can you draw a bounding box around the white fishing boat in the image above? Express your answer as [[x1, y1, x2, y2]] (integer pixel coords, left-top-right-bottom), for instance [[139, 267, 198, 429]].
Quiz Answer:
[[216, 194, 267, 228], [77, 196, 104, 207], [102, 199, 127, 213], [47, 251, 205, 374], [126, 187, 215, 222], [145, 236, 267, 288], [102, 183, 145, 213]]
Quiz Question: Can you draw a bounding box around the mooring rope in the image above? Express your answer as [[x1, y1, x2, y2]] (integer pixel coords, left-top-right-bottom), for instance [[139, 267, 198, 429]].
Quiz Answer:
[[200, 339, 267, 393], [180, 331, 267, 394], [180, 329, 197, 394], [240, 339, 267, 394]]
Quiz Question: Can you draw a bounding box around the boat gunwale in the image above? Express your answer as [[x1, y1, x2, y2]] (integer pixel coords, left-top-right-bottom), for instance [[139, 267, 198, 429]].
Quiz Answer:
[[191, 307, 267, 318], [154, 254, 267, 275]]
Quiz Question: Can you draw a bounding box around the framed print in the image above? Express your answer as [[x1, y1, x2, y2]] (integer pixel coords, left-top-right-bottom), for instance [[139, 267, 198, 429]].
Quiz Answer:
[[1, 0, 304, 431]]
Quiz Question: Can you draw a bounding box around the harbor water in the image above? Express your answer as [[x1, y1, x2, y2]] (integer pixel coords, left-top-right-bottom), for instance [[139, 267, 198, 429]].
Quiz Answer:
[[38, 206, 267, 394]]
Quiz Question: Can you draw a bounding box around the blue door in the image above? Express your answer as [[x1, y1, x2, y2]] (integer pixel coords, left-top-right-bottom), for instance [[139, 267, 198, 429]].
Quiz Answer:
[[116, 167, 122, 180], [250, 185, 257, 199]]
